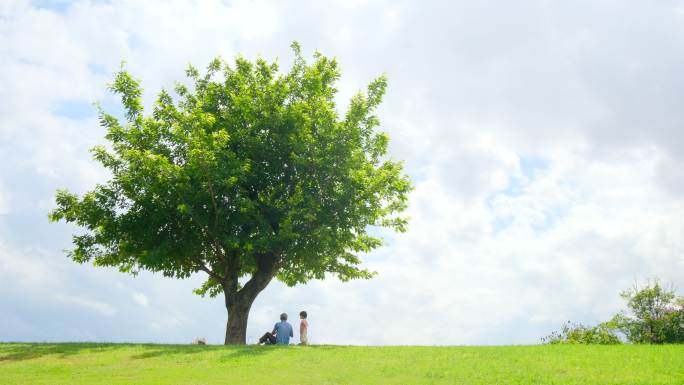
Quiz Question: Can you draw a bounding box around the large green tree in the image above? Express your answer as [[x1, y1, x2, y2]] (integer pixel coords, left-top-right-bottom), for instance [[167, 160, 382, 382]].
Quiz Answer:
[[49, 43, 412, 344]]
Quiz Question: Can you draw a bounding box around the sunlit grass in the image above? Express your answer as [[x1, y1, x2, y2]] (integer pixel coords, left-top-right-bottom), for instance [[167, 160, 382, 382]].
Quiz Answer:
[[1, 343, 682, 384]]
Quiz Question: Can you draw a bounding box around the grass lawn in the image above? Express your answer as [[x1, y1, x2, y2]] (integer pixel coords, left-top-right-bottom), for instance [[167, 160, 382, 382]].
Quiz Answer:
[[0, 343, 682, 384]]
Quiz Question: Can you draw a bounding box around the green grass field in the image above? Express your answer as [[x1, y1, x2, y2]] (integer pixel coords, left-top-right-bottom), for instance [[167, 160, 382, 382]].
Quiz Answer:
[[1, 343, 682, 384]]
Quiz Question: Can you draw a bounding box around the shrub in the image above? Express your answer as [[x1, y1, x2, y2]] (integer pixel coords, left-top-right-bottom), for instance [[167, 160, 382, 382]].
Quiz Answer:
[[542, 321, 621, 345]]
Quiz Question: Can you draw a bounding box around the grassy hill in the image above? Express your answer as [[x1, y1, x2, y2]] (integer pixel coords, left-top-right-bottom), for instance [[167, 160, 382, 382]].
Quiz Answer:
[[1, 343, 682, 384]]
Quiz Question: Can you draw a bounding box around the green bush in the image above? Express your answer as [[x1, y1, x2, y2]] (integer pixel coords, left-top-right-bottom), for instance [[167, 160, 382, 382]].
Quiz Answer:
[[545, 281, 684, 345], [542, 321, 621, 345]]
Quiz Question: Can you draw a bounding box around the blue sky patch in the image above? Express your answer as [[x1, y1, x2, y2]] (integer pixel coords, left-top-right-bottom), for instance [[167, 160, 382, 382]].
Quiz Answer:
[[31, 0, 70, 13], [487, 155, 553, 234], [491, 215, 514, 235], [500, 155, 551, 198], [519, 156, 550, 180], [127, 34, 146, 51], [53, 100, 97, 120], [88, 62, 109, 75]]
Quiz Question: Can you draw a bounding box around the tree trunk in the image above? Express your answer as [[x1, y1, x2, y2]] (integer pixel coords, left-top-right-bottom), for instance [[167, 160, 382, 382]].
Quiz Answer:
[[224, 297, 253, 344], [223, 255, 277, 344]]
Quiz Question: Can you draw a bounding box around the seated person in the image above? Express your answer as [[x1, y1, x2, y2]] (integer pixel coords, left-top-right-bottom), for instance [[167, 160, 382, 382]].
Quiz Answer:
[[258, 313, 293, 345]]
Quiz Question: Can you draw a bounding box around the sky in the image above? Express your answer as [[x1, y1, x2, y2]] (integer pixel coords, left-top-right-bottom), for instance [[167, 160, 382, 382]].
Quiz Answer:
[[1, 0, 684, 345]]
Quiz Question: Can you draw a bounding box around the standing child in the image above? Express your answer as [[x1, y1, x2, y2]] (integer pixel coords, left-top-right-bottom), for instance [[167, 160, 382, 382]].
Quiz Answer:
[[299, 310, 309, 345]]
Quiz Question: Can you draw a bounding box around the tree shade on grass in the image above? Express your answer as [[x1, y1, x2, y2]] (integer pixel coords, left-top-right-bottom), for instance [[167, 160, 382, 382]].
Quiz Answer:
[[1, 343, 683, 385], [49, 42, 412, 344]]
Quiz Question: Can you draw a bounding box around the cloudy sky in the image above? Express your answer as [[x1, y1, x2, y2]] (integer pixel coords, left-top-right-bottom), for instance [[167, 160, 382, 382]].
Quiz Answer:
[[2, 0, 684, 345]]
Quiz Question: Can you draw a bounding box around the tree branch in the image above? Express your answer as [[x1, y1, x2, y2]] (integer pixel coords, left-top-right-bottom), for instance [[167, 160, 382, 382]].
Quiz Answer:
[[239, 252, 279, 300], [194, 260, 225, 282], [201, 163, 220, 229]]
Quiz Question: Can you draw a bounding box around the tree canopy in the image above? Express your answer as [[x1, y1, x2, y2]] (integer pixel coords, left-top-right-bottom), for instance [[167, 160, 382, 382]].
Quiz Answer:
[[610, 281, 684, 344], [49, 43, 412, 343]]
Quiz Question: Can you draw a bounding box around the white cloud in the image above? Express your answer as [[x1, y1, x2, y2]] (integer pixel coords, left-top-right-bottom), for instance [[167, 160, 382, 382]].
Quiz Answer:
[[55, 293, 117, 316], [132, 291, 149, 308], [1, 0, 684, 345], [0, 242, 54, 286]]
